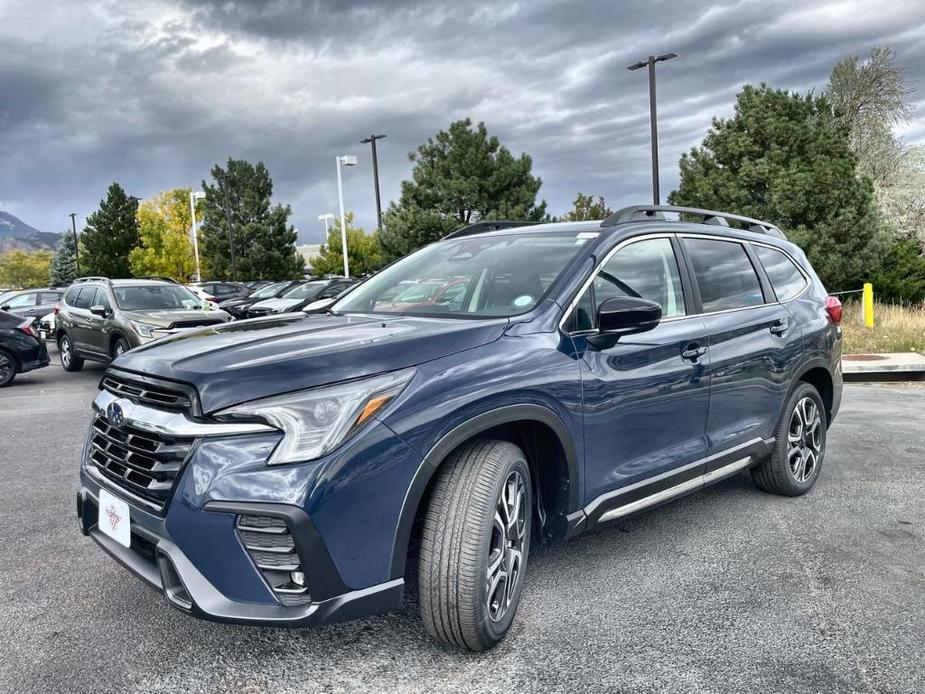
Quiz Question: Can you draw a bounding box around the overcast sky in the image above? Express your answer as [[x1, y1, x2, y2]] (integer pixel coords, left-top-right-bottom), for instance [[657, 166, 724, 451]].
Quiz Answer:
[[2, 0, 925, 244]]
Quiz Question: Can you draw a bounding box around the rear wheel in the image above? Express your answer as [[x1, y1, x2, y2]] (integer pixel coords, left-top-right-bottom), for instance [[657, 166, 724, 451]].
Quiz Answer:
[[419, 439, 532, 651], [752, 382, 826, 496], [0, 350, 16, 387], [58, 334, 84, 372]]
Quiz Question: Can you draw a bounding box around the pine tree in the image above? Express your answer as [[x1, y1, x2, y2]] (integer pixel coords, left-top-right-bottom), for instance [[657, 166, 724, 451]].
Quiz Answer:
[[198, 159, 303, 281], [50, 230, 78, 286], [379, 119, 547, 261], [80, 182, 140, 278]]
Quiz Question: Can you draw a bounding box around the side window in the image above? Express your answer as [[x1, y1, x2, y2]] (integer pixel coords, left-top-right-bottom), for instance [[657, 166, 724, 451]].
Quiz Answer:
[[40, 292, 61, 304], [685, 239, 764, 312], [754, 245, 807, 302], [73, 287, 95, 309], [6, 292, 37, 309], [63, 287, 80, 306], [566, 237, 685, 332], [94, 288, 112, 312], [319, 283, 343, 299]]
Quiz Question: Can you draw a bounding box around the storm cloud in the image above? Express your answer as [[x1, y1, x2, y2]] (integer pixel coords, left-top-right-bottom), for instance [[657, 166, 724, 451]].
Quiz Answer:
[[2, 0, 924, 243]]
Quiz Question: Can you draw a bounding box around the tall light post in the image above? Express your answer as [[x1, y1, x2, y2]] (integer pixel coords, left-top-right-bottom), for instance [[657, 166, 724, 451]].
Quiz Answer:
[[69, 212, 79, 275], [627, 52, 678, 205], [189, 190, 206, 282], [360, 134, 386, 230], [335, 155, 358, 277], [318, 213, 335, 237]]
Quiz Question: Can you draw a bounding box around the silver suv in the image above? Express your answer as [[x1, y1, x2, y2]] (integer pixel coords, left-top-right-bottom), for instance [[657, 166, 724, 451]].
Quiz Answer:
[[56, 277, 230, 371]]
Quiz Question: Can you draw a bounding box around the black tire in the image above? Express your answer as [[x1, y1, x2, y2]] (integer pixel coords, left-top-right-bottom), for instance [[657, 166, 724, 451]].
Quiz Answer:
[[419, 439, 532, 651], [752, 382, 827, 496], [0, 349, 17, 387], [112, 336, 130, 359], [58, 333, 84, 372]]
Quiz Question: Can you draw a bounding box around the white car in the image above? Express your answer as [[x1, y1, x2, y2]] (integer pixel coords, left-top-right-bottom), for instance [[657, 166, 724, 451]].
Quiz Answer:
[[184, 285, 223, 310]]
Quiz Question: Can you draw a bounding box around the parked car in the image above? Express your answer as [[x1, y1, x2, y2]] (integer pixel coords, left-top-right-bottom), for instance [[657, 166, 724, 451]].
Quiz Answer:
[[0, 287, 65, 324], [188, 281, 252, 303], [0, 309, 49, 386], [56, 277, 231, 370], [246, 278, 357, 317], [372, 278, 469, 313], [244, 280, 274, 291], [76, 205, 842, 651], [218, 280, 305, 318]]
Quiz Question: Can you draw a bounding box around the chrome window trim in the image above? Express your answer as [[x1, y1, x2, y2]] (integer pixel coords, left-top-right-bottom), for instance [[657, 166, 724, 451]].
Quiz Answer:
[[559, 231, 810, 336]]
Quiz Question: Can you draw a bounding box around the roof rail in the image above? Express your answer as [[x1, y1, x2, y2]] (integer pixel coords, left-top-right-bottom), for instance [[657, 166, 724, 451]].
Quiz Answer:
[[71, 276, 111, 284], [444, 220, 540, 239], [601, 205, 786, 239]]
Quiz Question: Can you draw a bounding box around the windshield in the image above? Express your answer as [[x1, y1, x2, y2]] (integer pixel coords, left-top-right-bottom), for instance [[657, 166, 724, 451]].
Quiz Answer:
[[251, 282, 286, 299], [282, 281, 326, 301], [113, 285, 202, 311], [333, 232, 593, 318]]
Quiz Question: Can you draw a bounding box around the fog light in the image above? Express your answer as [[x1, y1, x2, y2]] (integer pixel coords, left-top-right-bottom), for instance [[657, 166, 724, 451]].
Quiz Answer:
[[290, 570, 305, 587]]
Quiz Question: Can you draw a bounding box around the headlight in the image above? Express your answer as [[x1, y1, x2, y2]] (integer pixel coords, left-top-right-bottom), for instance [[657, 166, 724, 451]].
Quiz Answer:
[[216, 369, 414, 465], [132, 321, 158, 338]]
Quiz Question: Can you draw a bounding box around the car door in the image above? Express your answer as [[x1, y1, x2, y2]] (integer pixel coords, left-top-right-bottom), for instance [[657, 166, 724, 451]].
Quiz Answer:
[[566, 235, 711, 508], [680, 236, 804, 457], [2, 291, 37, 315], [68, 287, 96, 351], [83, 287, 114, 355]]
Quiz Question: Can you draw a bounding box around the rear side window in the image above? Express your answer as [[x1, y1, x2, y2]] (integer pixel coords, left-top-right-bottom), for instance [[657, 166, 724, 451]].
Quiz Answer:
[[63, 287, 80, 306], [754, 245, 806, 302], [40, 292, 62, 304], [685, 238, 764, 312]]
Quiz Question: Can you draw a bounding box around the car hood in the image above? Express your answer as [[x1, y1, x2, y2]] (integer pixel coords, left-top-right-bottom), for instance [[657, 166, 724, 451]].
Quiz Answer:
[[114, 313, 508, 413], [218, 296, 261, 309], [122, 309, 229, 327], [250, 298, 300, 311]]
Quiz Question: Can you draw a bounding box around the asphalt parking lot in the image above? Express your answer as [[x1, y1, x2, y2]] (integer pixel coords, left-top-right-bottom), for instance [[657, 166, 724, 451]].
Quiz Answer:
[[1, 352, 923, 694]]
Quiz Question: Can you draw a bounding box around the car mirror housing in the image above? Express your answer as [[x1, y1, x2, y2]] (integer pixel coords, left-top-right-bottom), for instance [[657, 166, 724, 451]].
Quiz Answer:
[[595, 297, 662, 337], [89, 305, 109, 317]]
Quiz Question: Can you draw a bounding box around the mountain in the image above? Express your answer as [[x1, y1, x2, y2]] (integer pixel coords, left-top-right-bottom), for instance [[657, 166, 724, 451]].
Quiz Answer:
[[0, 211, 61, 253]]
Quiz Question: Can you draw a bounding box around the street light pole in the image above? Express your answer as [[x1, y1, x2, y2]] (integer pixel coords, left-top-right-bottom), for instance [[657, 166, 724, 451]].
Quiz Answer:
[[360, 134, 386, 230], [69, 212, 79, 275], [189, 190, 206, 282], [335, 155, 358, 278], [627, 52, 678, 205]]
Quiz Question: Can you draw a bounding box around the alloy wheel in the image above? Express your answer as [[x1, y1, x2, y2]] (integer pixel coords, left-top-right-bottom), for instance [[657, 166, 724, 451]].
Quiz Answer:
[[788, 396, 822, 483], [60, 338, 71, 367], [486, 470, 526, 622]]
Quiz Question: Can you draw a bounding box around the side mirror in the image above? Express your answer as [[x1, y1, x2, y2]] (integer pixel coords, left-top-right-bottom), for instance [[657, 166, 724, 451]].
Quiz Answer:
[[0, 305, 9, 312], [89, 305, 109, 317], [595, 297, 662, 336]]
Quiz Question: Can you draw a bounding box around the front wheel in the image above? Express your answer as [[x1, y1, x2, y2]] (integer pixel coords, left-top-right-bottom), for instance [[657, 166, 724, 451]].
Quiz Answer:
[[419, 439, 532, 651], [112, 337, 130, 359], [752, 382, 827, 496], [58, 334, 84, 372]]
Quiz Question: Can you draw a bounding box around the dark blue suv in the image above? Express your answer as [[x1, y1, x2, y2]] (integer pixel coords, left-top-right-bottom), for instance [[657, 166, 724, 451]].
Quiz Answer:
[[77, 205, 842, 651]]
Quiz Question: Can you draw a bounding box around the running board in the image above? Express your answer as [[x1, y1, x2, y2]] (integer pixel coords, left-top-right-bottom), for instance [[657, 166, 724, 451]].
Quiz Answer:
[[598, 455, 753, 523]]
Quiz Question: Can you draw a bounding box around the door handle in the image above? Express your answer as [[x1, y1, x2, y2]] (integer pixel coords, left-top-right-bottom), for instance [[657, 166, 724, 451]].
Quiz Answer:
[[681, 344, 707, 361], [769, 319, 789, 336]]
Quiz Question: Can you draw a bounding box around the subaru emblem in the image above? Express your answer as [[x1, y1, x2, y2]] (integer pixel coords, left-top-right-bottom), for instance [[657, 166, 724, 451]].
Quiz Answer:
[[106, 400, 127, 428]]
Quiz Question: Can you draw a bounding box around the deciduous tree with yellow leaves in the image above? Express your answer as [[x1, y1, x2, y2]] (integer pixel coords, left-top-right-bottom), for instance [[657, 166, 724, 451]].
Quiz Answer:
[[129, 188, 200, 281]]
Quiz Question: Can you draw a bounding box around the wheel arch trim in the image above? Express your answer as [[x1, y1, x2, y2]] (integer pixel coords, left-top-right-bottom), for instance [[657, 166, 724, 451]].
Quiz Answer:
[[387, 403, 581, 579]]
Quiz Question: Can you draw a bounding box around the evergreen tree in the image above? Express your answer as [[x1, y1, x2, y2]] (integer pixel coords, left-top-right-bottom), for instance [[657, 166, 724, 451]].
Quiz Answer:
[[561, 193, 613, 221], [49, 230, 78, 286], [80, 182, 140, 278], [379, 119, 547, 261], [198, 159, 303, 281], [669, 85, 885, 293]]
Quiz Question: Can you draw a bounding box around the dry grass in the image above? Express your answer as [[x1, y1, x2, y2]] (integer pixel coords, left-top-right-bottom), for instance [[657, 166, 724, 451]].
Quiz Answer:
[[841, 301, 925, 354]]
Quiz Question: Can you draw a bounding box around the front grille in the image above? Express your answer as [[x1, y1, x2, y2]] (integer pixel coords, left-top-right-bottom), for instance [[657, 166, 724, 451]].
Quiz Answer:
[[167, 319, 224, 329], [88, 416, 195, 513], [101, 374, 192, 412], [237, 515, 311, 606]]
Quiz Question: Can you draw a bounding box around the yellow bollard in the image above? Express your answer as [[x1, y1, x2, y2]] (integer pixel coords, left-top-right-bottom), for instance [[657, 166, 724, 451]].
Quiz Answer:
[[862, 283, 874, 328]]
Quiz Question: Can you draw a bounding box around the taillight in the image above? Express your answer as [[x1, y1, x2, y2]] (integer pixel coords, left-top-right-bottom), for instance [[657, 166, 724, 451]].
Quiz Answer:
[[18, 321, 38, 338], [53, 304, 60, 316], [824, 295, 842, 325]]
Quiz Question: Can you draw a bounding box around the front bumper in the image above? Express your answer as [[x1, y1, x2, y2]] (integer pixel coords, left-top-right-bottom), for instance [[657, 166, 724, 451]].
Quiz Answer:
[[77, 484, 403, 626]]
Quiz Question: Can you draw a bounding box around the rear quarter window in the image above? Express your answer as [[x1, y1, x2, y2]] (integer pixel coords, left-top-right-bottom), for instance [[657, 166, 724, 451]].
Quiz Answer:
[[754, 245, 807, 302]]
